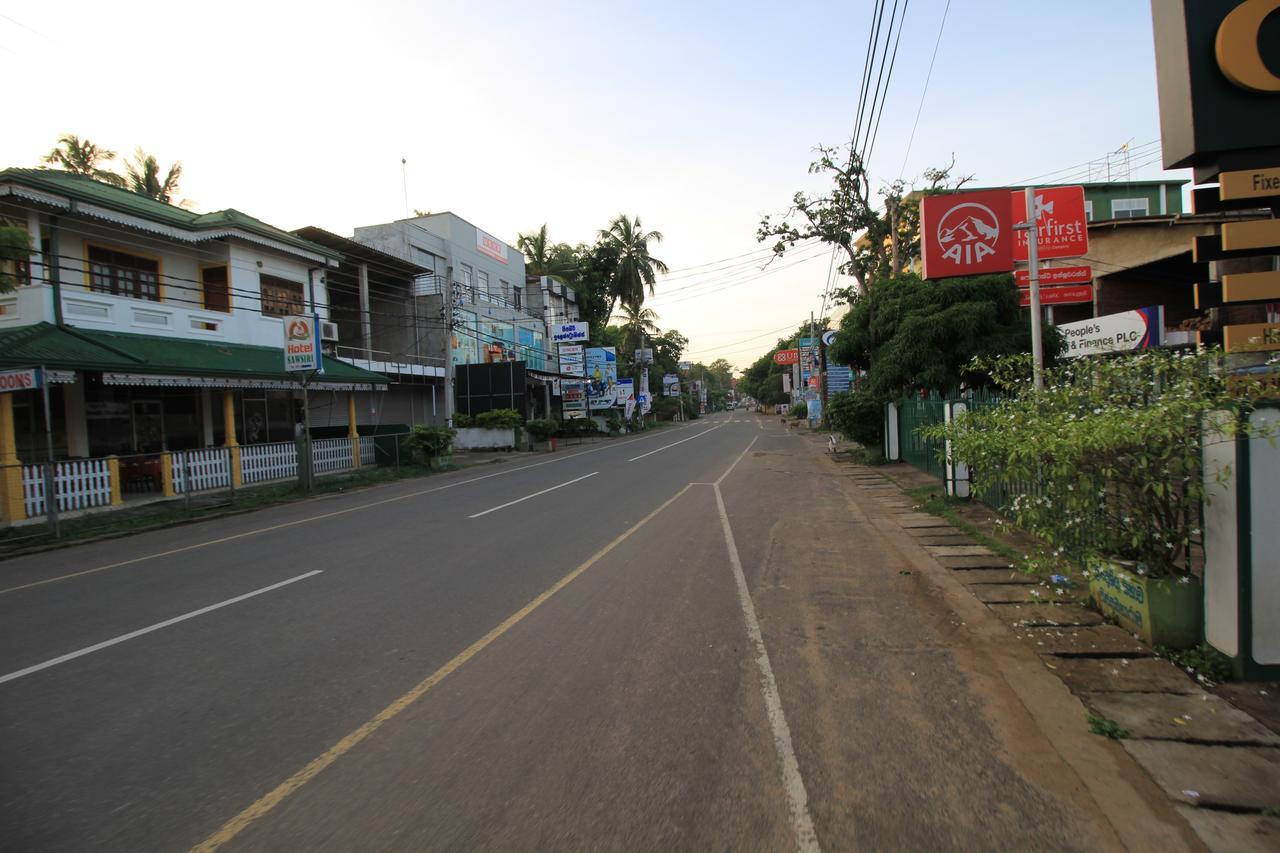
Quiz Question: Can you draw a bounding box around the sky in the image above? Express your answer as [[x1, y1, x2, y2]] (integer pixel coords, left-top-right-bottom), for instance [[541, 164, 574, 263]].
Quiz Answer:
[[0, 0, 1190, 371]]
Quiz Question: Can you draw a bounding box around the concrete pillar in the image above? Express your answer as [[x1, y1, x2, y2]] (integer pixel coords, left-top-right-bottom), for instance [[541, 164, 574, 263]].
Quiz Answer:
[[347, 391, 360, 467], [222, 390, 242, 487], [63, 376, 89, 457], [358, 262, 373, 359], [0, 395, 24, 522], [200, 389, 215, 446], [107, 456, 124, 506]]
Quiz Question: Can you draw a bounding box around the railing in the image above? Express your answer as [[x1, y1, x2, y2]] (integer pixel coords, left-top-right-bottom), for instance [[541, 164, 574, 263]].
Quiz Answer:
[[22, 459, 114, 517], [240, 441, 298, 485], [170, 448, 233, 493], [334, 345, 445, 369], [312, 438, 354, 474]]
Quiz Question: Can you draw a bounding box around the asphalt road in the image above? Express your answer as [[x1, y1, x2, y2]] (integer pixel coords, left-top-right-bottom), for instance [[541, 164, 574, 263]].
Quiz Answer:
[[0, 413, 1191, 851]]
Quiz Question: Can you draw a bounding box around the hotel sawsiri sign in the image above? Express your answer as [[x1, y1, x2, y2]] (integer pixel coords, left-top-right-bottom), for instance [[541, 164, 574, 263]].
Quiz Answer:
[[283, 314, 323, 373]]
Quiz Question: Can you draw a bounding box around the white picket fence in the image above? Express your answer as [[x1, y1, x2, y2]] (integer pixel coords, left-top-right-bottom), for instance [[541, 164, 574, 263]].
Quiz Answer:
[[359, 435, 376, 465], [170, 448, 234, 493], [22, 459, 113, 517], [239, 441, 299, 485], [312, 437, 354, 474]]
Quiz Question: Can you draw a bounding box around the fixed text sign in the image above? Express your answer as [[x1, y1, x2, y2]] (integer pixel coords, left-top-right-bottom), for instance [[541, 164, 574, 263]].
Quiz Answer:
[[1011, 186, 1089, 261], [1058, 306, 1163, 359], [773, 349, 799, 366], [1017, 284, 1094, 307], [1014, 264, 1092, 287], [0, 367, 42, 392], [920, 189, 1014, 279], [283, 314, 322, 373], [550, 322, 589, 343]]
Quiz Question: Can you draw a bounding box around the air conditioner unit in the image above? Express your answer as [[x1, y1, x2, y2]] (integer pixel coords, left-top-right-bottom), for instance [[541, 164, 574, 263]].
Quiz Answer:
[[320, 321, 340, 342]]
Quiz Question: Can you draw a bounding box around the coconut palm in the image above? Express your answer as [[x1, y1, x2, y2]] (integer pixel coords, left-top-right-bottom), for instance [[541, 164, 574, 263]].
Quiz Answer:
[[597, 214, 669, 311], [617, 302, 661, 355], [42, 134, 124, 185], [517, 224, 579, 283], [124, 149, 183, 204]]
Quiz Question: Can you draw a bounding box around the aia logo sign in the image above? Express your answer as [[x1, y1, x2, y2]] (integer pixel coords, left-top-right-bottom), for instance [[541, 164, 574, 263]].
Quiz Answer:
[[921, 189, 1014, 279], [937, 202, 1002, 266]]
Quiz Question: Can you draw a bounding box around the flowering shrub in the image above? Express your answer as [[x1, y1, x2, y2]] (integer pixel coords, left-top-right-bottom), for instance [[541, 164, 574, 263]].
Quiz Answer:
[[925, 349, 1270, 577]]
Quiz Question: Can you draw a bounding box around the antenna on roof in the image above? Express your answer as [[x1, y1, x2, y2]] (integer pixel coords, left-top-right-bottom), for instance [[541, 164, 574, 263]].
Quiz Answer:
[[401, 157, 409, 217]]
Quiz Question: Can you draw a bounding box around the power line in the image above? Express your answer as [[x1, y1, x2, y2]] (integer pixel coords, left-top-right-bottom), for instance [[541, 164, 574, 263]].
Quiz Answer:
[[898, 0, 951, 182]]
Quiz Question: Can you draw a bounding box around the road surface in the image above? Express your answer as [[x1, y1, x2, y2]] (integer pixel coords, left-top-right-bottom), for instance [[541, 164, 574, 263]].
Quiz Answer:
[[0, 413, 1195, 851]]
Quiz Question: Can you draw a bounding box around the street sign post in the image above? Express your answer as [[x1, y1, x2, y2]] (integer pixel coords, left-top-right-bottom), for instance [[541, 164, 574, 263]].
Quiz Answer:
[[283, 315, 322, 491]]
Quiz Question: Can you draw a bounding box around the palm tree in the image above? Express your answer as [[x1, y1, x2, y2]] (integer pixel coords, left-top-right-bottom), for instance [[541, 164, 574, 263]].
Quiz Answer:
[[42, 134, 124, 185], [124, 149, 183, 204], [597, 214, 669, 312], [517, 224, 579, 282], [616, 302, 661, 355]]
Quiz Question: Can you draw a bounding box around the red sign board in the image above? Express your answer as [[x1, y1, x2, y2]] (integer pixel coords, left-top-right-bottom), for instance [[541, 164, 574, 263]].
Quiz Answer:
[[1017, 284, 1094, 307], [773, 349, 799, 366], [1014, 265, 1093, 286], [921, 189, 1015, 279], [1011, 186, 1089, 261]]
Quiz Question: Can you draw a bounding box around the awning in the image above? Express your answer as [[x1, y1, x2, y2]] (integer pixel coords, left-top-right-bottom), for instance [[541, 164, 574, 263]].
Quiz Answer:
[[0, 323, 390, 390]]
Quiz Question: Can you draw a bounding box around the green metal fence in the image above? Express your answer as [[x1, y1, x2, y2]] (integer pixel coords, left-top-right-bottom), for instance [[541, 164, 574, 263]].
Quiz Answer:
[[897, 393, 947, 480]]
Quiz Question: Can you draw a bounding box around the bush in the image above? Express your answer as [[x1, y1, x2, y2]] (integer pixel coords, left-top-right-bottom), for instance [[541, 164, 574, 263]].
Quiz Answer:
[[789, 401, 808, 419], [559, 418, 600, 437], [605, 411, 622, 434], [405, 424, 456, 457], [475, 408, 522, 430], [524, 419, 559, 441], [452, 412, 474, 428], [828, 389, 883, 446]]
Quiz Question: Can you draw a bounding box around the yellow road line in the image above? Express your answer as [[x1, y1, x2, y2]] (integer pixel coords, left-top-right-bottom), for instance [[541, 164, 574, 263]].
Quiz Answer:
[[191, 482, 695, 852]]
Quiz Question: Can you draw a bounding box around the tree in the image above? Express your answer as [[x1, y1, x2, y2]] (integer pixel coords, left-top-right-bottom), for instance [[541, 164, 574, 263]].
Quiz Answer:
[[598, 214, 668, 313], [124, 148, 183, 204], [758, 144, 970, 302], [617, 302, 660, 357], [42, 134, 124, 186], [829, 272, 1060, 402], [517, 224, 579, 282], [570, 240, 618, 341], [0, 226, 31, 292]]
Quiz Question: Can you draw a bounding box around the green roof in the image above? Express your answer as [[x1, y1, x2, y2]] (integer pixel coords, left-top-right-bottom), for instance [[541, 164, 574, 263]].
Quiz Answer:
[[0, 168, 338, 261], [0, 323, 387, 385]]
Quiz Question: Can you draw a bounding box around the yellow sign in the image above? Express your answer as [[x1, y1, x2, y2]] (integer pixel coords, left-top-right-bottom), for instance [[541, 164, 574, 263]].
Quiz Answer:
[[1224, 322, 1280, 353], [1219, 166, 1280, 200], [1216, 0, 1280, 93], [1222, 269, 1280, 302], [1221, 218, 1280, 251]]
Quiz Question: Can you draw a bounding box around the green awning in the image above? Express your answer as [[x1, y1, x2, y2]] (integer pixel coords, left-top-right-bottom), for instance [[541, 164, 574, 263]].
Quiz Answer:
[[0, 323, 389, 390]]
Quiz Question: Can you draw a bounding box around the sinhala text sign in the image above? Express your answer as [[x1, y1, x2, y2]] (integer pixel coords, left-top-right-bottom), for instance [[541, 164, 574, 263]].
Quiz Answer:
[[1058, 306, 1164, 359], [284, 314, 323, 373], [920, 189, 1014, 279], [551, 322, 589, 343]]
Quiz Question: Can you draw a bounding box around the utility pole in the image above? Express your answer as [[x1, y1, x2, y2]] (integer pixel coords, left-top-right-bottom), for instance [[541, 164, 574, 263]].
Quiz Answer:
[[444, 266, 455, 426], [1021, 187, 1046, 391]]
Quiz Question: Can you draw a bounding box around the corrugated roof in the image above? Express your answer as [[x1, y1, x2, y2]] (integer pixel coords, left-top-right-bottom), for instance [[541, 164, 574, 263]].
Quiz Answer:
[[0, 168, 338, 261], [0, 323, 388, 384]]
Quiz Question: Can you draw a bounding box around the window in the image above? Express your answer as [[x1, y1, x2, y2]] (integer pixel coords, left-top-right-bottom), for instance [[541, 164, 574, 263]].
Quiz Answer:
[[88, 246, 160, 301], [1111, 198, 1149, 219], [478, 269, 491, 303], [512, 282, 522, 310], [1084, 200, 1094, 222], [201, 265, 231, 313], [259, 274, 304, 316]]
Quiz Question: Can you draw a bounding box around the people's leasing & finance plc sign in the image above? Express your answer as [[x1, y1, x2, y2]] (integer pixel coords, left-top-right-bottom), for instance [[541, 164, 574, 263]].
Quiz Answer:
[[920, 189, 1014, 279]]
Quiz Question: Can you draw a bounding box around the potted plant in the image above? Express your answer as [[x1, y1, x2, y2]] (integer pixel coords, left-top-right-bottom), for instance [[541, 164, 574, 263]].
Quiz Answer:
[[931, 349, 1271, 649], [524, 418, 559, 451], [405, 424, 457, 471]]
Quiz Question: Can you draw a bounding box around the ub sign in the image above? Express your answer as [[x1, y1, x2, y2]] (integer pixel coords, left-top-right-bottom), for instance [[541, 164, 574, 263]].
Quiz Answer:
[[284, 314, 323, 372]]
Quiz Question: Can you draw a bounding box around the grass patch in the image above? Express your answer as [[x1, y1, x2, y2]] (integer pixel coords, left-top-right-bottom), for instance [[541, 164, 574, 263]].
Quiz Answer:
[[903, 485, 1024, 566], [1156, 643, 1234, 683], [1087, 713, 1130, 740], [0, 463, 437, 555]]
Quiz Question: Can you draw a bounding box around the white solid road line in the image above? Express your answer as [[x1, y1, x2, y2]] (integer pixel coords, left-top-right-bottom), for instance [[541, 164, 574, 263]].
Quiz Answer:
[[0, 570, 324, 686], [468, 472, 598, 518], [712, 481, 820, 853], [627, 424, 724, 462]]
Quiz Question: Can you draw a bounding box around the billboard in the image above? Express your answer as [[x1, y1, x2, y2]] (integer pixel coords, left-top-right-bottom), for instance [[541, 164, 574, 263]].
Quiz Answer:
[[558, 343, 585, 376], [551, 322, 589, 343], [921, 189, 1014, 279], [663, 374, 681, 396], [773, 349, 799, 366], [283, 314, 323, 373], [1058, 306, 1164, 359], [585, 347, 617, 409], [476, 228, 509, 264], [1011, 186, 1089, 261]]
